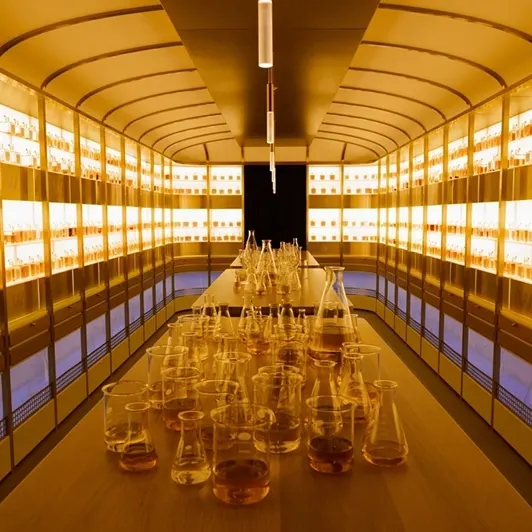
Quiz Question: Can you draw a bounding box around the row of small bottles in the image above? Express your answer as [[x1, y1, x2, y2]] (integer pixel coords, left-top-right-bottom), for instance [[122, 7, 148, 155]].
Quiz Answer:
[[210, 232, 242, 242], [6, 256, 44, 284], [48, 155, 74, 175], [0, 144, 39, 167], [343, 220, 377, 228], [47, 133, 73, 153], [504, 254, 532, 280], [506, 223, 532, 243], [52, 249, 78, 271], [4, 224, 42, 243], [343, 234, 378, 242], [471, 248, 497, 271], [50, 222, 103, 239], [310, 233, 339, 241], [344, 184, 378, 194], [0, 116, 38, 141]]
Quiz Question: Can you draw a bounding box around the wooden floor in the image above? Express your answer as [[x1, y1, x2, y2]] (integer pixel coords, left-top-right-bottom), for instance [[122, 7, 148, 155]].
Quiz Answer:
[[0, 317, 531, 532]]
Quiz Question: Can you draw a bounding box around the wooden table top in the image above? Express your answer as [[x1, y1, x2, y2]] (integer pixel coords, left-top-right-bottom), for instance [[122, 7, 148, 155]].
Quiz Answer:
[[194, 268, 332, 314], [1, 319, 531, 532], [230, 250, 320, 268]]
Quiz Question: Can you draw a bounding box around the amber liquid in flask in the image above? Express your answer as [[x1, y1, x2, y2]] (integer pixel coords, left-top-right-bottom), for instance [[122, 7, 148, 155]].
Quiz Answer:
[[213, 459, 270, 505], [309, 326, 354, 364], [308, 436, 354, 474], [163, 397, 200, 430], [119, 443, 158, 472]]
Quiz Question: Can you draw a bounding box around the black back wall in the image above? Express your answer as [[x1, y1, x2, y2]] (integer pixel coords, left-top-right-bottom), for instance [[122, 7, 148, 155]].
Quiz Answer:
[[244, 164, 307, 249]]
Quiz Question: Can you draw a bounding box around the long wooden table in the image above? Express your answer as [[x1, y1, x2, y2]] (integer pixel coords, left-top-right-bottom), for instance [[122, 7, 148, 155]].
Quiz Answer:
[[1, 317, 530, 532], [194, 268, 330, 314], [230, 250, 320, 268]]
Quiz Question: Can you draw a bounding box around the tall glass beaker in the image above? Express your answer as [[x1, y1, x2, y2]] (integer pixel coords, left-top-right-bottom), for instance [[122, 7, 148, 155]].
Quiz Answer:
[[309, 266, 355, 363]]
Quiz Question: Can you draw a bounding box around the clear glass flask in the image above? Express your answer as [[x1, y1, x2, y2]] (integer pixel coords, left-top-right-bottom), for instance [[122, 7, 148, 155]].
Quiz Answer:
[[279, 302, 295, 327], [339, 354, 372, 423], [297, 309, 308, 334], [362, 380, 408, 467], [119, 402, 157, 472], [215, 333, 240, 357], [256, 239, 278, 285], [213, 302, 234, 340], [180, 331, 206, 375], [161, 367, 201, 431], [238, 295, 255, 339], [171, 411, 211, 484], [246, 229, 258, 251], [310, 360, 338, 397], [309, 266, 355, 363], [211, 403, 275, 505], [213, 352, 251, 402], [200, 294, 217, 337], [245, 313, 270, 356]]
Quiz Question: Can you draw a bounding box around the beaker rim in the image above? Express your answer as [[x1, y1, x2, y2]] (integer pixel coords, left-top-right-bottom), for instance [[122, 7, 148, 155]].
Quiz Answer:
[[324, 266, 345, 272], [342, 343, 381, 355], [213, 351, 252, 362], [305, 395, 353, 413], [194, 380, 240, 395], [210, 403, 275, 429], [178, 410, 204, 422], [125, 401, 150, 413], [374, 379, 398, 390], [102, 380, 147, 396], [161, 366, 201, 379], [312, 359, 337, 368], [146, 345, 188, 357]]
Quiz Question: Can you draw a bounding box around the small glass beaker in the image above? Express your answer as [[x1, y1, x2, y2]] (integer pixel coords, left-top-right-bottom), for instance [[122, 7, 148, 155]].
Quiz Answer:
[[213, 352, 252, 402], [253, 372, 303, 453], [102, 380, 148, 452], [306, 395, 355, 474], [146, 345, 188, 409], [194, 380, 239, 450], [245, 313, 270, 356], [119, 402, 157, 472], [161, 367, 201, 431], [171, 411, 211, 485], [211, 403, 275, 505], [362, 380, 408, 467], [167, 320, 183, 346], [340, 343, 381, 406], [271, 335, 307, 384]]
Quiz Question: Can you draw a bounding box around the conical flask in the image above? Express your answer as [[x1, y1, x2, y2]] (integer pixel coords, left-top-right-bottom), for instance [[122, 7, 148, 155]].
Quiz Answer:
[[200, 294, 217, 337], [256, 239, 278, 285], [279, 302, 295, 328], [213, 302, 234, 340], [171, 411, 211, 484], [246, 229, 258, 251], [215, 333, 239, 357], [362, 380, 408, 467], [264, 303, 280, 341], [309, 266, 355, 364], [297, 309, 308, 334], [310, 360, 339, 398], [181, 331, 206, 375], [238, 296, 255, 339], [340, 354, 372, 423], [256, 269, 271, 295]]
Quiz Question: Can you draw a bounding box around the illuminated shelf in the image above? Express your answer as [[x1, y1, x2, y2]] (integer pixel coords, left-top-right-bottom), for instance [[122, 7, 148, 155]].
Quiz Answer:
[[210, 208, 242, 242], [344, 165, 378, 195], [172, 165, 207, 195], [210, 165, 242, 195], [173, 209, 208, 243], [473, 122, 501, 175], [308, 165, 341, 195]]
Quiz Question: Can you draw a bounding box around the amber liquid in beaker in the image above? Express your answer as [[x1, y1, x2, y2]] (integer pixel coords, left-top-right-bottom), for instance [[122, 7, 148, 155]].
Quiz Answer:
[[270, 411, 301, 453], [309, 327, 354, 364], [104, 422, 129, 451], [308, 436, 354, 474], [119, 443, 157, 472], [148, 382, 163, 409], [200, 426, 235, 451], [247, 337, 270, 355], [213, 459, 270, 505], [163, 398, 199, 430]]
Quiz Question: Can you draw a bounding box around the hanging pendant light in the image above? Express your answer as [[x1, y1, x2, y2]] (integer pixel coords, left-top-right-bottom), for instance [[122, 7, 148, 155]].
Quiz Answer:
[[258, 0, 273, 68], [267, 111, 274, 144], [269, 147, 275, 171]]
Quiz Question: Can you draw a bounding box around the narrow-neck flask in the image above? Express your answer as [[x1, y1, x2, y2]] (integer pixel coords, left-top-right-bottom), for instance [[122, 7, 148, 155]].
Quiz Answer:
[[257, 239, 278, 284], [181, 331, 206, 373], [201, 294, 217, 336], [214, 302, 234, 340], [309, 266, 355, 363], [238, 295, 255, 339], [246, 229, 258, 251], [119, 402, 157, 472], [297, 309, 308, 334], [340, 354, 372, 423], [310, 360, 339, 398], [171, 411, 211, 484], [362, 380, 408, 467], [279, 303, 295, 327]]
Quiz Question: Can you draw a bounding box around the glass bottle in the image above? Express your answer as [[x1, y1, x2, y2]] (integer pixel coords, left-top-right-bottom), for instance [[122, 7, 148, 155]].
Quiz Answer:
[[171, 411, 211, 484], [214, 302, 234, 340], [119, 402, 158, 472], [309, 266, 355, 363], [256, 239, 278, 285], [279, 302, 295, 327], [310, 360, 338, 398], [362, 380, 408, 467], [340, 354, 372, 423], [297, 309, 308, 334], [245, 229, 258, 251]]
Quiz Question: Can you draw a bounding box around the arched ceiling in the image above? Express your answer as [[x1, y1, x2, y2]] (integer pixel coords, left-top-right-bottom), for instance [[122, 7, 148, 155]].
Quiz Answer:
[[312, 0, 532, 163], [0, 0, 240, 163], [1, 1, 532, 164]]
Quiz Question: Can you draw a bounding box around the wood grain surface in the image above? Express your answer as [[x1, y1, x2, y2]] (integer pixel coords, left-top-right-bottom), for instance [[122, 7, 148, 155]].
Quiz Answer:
[[1, 319, 531, 532], [230, 251, 320, 268]]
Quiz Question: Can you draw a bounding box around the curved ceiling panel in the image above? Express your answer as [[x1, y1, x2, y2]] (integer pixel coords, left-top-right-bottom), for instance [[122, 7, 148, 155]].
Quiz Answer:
[[319, 122, 397, 152], [314, 133, 380, 160], [0, 11, 178, 88], [125, 102, 220, 138], [318, 127, 387, 156], [0, 0, 159, 43], [344, 143, 379, 163], [140, 113, 223, 144], [342, 69, 468, 119], [170, 132, 236, 158], [309, 138, 345, 163], [205, 139, 242, 162], [160, 124, 230, 154], [104, 88, 211, 129], [173, 144, 207, 163], [78, 69, 202, 111]]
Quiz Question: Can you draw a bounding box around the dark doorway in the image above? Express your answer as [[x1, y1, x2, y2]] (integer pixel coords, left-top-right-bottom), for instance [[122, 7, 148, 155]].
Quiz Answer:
[[244, 165, 307, 249]]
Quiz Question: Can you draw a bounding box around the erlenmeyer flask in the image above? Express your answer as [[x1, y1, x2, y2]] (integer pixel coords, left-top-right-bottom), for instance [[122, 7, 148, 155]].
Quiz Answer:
[[256, 269, 271, 295], [297, 309, 308, 334], [215, 333, 239, 357], [181, 331, 206, 374], [214, 302, 234, 340], [292, 238, 299, 247], [309, 266, 355, 363], [200, 294, 217, 337], [352, 313, 363, 344], [264, 304, 280, 341], [246, 229, 258, 251], [238, 296, 255, 339], [340, 354, 372, 423], [279, 302, 295, 327], [119, 402, 157, 472], [213, 352, 251, 402], [310, 360, 339, 397], [171, 411, 211, 484], [257, 239, 278, 285], [245, 270, 258, 294], [362, 380, 408, 467], [289, 268, 302, 292]]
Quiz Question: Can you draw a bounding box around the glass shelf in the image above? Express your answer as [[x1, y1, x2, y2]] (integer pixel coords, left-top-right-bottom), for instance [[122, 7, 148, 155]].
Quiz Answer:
[[80, 117, 101, 182], [411, 206, 423, 255], [172, 164, 207, 195], [398, 206, 408, 250], [3, 200, 45, 285], [50, 202, 78, 273], [308, 165, 341, 195], [105, 129, 121, 185], [82, 204, 103, 265], [474, 99, 502, 176], [125, 140, 138, 189], [343, 208, 378, 242], [309, 208, 340, 242], [343, 165, 378, 195], [0, 105, 40, 169], [412, 139, 424, 188], [154, 160, 162, 193], [504, 200, 532, 283], [388, 156, 398, 191], [210, 208, 243, 242], [173, 209, 208, 243], [126, 206, 140, 253], [471, 202, 498, 273], [163, 158, 172, 194], [399, 156, 409, 191], [387, 207, 397, 246], [446, 203, 466, 264], [46, 100, 74, 176], [379, 207, 387, 244], [141, 207, 153, 250], [154, 208, 164, 248], [426, 205, 442, 258], [140, 147, 152, 191], [210, 165, 242, 196], [108, 205, 123, 259]]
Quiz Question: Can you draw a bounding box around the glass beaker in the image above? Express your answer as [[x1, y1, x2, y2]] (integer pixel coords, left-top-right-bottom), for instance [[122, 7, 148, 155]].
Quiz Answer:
[[146, 345, 189, 409], [309, 266, 355, 363], [213, 302, 234, 340], [211, 403, 275, 505], [167, 320, 183, 346], [271, 334, 307, 384], [339, 354, 372, 423], [215, 333, 240, 357], [252, 372, 303, 453], [340, 343, 381, 407], [171, 411, 211, 484], [362, 380, 408, 467], [213, 352, 251, 402], [194, 380, 239, 450], [119, 402, 157, 472], [245, 313, 270, 356], [306, 395, 355, 474], [161, 366, 201, 431], [102, 380, 148, 452], [310, 360, 338, 397]]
